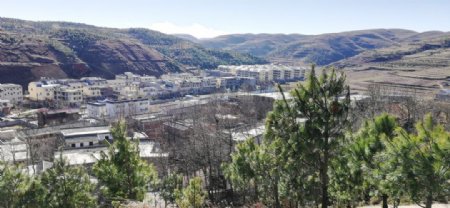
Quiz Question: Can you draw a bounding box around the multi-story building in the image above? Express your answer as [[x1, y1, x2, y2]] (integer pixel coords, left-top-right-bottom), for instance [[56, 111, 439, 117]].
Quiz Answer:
[[0, 83, 23, 104], [222, 64, 306, 83], [80, 77, 108, 86], [57, 79, 84, 90], [217, 77, 242, 90], [87, 99, 150, 120], [54, 86, 83, 106], [115, 72, 141, 83], [107, 79, 128, 92], [28, 80, 60, 101], [82, 85, 103, 98]]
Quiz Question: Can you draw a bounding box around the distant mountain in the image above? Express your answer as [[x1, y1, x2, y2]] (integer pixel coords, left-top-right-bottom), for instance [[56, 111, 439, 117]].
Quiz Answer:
[[0, 18, 266, 86], [332, 37, 450, 69], [173, 34, 199, 43], [199, 29, 450, 65]]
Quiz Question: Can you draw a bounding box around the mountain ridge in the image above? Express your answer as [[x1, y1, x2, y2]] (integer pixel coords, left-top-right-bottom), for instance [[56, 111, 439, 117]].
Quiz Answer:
[[196, 29, 450, 65], [0, 17, 266, 86]]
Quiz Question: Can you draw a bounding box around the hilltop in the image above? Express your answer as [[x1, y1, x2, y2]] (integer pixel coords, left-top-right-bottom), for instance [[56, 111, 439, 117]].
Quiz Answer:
[[197, 29, 450, 65]]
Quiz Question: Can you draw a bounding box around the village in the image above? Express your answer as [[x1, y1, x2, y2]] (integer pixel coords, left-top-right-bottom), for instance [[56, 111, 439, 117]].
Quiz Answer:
[[0, 64, 307, 175]]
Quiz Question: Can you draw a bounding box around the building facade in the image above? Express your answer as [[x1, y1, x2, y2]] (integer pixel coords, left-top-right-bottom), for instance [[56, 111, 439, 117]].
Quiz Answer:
[[0, 83, 23, 104], [87, 99, 150, 120], [28, 81, 60, 101]]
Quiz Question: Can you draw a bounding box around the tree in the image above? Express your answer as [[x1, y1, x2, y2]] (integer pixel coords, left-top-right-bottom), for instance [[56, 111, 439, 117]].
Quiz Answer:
[[176, 177, 206, 208], [383, 114, 450, 208], [330, 139, 365, 208], [0, 163, 30, 208], [265, 65, 350, 207], [93, 120, 158, 202], [223, 139, 258, 203], [18, 180, 46, 208], [331, 113, 399, 208], [226, 66, 350, 207], [224, 139, 282, 207], [18, 158, 97, 208], [160, 172, 183, 207]]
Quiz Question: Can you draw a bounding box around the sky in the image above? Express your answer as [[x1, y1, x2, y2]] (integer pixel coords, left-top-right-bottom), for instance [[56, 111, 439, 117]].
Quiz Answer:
[[1, 0, 449, 38]]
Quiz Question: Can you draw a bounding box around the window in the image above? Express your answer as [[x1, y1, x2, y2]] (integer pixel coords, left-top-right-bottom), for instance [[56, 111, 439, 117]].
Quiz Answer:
[[80, 143, 84, 147], [89, 142, 93, 146], [71, 144, 75, 148], [105, 136, 109, 140]]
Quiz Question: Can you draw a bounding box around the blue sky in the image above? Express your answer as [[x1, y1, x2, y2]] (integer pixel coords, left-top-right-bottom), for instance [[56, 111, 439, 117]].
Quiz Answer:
[[1, 0, 449, 38]]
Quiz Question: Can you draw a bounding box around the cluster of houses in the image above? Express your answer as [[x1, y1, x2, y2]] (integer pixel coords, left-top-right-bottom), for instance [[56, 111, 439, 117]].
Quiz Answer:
[[2, 64, 306, 109], [28, 65, 304, 106], [0, 64, 307, 119]]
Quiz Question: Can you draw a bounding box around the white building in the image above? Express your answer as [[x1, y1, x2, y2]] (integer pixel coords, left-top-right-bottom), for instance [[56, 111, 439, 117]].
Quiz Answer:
[[220, 64, 306, 83], [0, 83, 23, 104], [87, 99, 150, 120], [80, 77, 108, 86], [61, 126, 112, 149], [55, 142, 167, 166], [107, 79, 128, 92]]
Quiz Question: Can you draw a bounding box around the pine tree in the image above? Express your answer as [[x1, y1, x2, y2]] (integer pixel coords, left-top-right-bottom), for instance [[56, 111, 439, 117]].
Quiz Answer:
[[18, 180, 46, 208], [93, 121, 158, 202], [176, 177, 206, 208], [265, 65, 350, 207], [0, 163, 30, 208], [160, 172, 183, 207], [18, 158, 97, 208], [383, 114, 450, 208], [223, 139, 257, 202], [224, 138, 283, 207], [331, 113, 399, 208]]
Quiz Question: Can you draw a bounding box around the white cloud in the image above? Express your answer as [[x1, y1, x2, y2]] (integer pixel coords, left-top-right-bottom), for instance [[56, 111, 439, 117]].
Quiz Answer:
[[149, 22, 227, 39]]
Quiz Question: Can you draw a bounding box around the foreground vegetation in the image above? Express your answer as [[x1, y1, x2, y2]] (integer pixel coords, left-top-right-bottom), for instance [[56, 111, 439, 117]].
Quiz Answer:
[[224, 66, 449, 208]]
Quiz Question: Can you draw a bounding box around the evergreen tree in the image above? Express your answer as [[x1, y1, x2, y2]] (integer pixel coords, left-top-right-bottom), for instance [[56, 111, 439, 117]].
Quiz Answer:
[[0, 163, 30, 208], [383, 114, 450, 208], [93, 121, 158, 202], [176, 177, 206, 208], [18, 180, 47, 208], [331, 113, 399, 208], [265, 65, 350, 207], [223, 139, 258, 203], [225, 66, 350, 207], [160, 172, 183, 207], [224, 138, 283, 207], [18, 158, 96, 208]]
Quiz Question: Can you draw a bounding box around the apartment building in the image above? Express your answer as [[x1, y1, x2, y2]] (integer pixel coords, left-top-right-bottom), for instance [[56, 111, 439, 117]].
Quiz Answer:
[[54, 87, 83, 106], [87, 99, 150, 120], [222, 64, 306, 83], [217, 77, 242, 90], [28, 80, 60, 101], [0, 83, 23, 104]]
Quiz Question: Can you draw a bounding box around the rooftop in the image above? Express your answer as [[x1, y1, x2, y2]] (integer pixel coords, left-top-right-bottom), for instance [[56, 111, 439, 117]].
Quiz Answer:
[[232, 125, 266, 141], [61, 126, 110, 137], [56, 142, 168, 165]]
